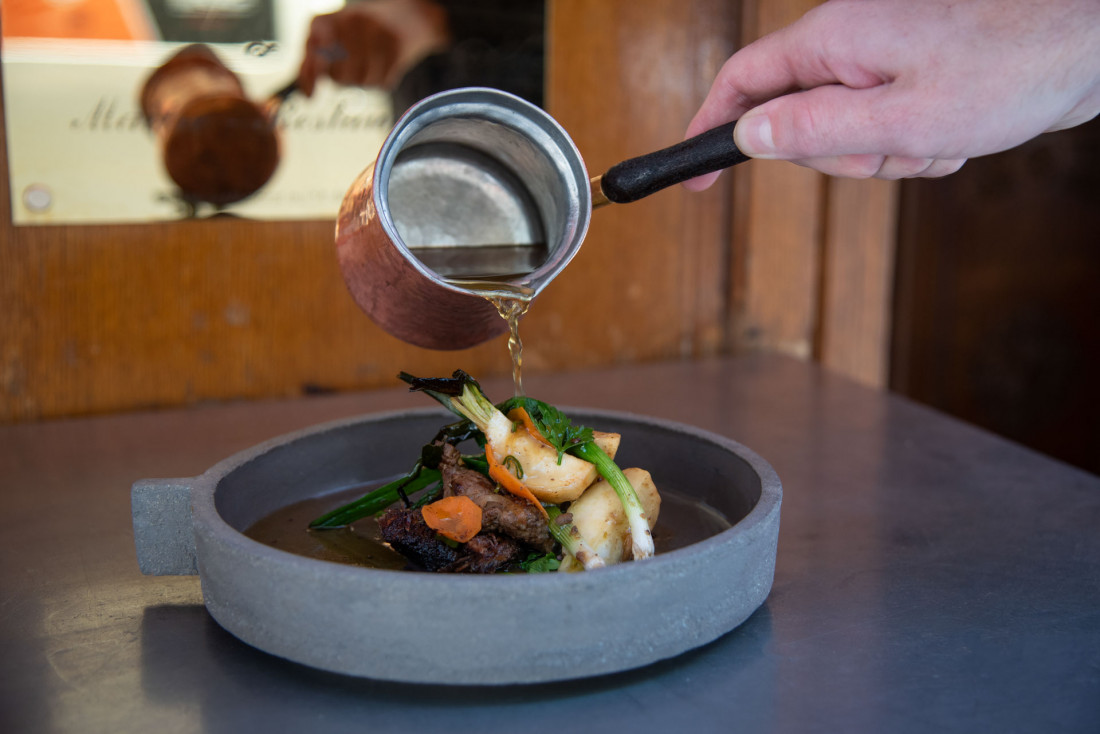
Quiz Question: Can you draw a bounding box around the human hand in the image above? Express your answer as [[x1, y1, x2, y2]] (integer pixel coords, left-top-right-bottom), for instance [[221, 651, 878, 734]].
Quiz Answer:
[[297, 0, 450, 97], [684, 0, 1100, 186]]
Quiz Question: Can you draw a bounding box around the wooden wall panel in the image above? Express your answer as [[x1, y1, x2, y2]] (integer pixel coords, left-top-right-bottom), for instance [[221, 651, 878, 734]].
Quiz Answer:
[[0, 88, 516, 422], [0, 202, 516, 421], [732, 0, 899, 388], [1, 0, 743, 422], [541, 0, 739, 366], [1, 0, 901, 422], [818, 177, 899, 387], [730, 0, 825, 361], [892, 124, 1100, 474]]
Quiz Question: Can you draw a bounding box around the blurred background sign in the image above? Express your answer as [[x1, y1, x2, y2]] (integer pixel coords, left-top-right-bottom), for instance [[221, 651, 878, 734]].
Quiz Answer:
[[1, 0, 393, 224]]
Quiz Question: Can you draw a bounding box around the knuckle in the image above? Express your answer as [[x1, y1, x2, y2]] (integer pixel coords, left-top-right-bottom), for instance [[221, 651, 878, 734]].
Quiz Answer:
[[781, 104, 821, 156]]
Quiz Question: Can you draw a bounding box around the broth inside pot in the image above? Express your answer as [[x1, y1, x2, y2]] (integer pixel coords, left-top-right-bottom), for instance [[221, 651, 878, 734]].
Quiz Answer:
[[245, 481, 732, 571]]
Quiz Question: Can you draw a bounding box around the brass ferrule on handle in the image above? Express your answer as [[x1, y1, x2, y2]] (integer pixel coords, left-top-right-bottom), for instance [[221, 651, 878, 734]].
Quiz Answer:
[[590, 175, 611, 209]]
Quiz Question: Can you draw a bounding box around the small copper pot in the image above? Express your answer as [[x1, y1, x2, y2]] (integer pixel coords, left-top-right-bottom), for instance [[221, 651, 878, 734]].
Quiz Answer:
[[141, 44, 280, 207], [336, 87, 750, 351], [335, 87, 590, 350]]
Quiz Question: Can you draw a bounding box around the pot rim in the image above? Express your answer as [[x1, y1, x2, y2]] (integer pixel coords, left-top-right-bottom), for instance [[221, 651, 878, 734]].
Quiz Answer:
[[370, 87, 592, 299]]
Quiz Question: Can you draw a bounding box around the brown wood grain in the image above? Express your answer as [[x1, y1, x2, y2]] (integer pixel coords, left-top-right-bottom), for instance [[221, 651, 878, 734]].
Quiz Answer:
[[729, 0, 826, 360], [818, 177, 899, 387], [891, 124, 1100, 474], [0, 76, 509, 421], [1, 0, 902, 422], [1, 0, 745, 422], [544, 0, 739, 364], [731, 0, 898, 388]]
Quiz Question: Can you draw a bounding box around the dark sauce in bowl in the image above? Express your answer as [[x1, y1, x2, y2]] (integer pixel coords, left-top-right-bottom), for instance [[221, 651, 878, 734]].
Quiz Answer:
[[245, 481, 732, 571]]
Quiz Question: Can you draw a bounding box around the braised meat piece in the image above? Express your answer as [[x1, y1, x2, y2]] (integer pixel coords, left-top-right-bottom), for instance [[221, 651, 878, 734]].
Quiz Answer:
[[444, 532, 524, 574], [376, 443, 554, 573], [377, 506, 522, 574], [439, 443, 553, 552], [377, 506, 459, 571]]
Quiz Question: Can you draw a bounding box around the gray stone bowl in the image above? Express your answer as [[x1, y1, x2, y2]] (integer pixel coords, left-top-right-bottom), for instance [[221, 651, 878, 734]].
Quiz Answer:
[[132, 407, 782, 685]]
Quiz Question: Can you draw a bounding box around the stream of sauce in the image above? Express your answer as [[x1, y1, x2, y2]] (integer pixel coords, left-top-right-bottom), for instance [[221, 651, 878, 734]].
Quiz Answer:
[[242, 260, 743, 570], [447, 278, 534, 397]]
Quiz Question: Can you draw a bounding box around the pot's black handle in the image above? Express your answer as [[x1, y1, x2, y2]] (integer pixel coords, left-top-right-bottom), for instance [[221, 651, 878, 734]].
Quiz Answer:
[[596, 120, 749, 205]]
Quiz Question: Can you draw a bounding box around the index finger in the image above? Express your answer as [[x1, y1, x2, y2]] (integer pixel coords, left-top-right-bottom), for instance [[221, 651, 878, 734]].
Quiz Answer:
[[685, 4, 884, 137]]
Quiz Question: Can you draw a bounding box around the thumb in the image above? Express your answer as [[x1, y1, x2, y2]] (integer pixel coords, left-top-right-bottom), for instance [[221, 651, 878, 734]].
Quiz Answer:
[[734, 84, 900, 160]]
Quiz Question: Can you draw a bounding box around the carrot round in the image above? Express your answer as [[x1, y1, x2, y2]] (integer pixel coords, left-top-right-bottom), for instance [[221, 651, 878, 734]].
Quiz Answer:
[[485, 443, 549, 519], [421, 495, 483, 543]]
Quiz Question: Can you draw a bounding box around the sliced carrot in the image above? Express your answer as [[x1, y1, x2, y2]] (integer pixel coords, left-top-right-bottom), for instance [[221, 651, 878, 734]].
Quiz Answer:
[[485, 443, 550, 519], [421, 495, 483, 543], [507, 407, 554, 449]]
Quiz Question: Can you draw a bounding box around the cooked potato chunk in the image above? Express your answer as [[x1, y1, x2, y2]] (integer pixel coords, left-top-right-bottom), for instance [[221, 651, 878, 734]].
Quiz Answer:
[[559, 467, 660, 571], [515, 430, 621, 504]]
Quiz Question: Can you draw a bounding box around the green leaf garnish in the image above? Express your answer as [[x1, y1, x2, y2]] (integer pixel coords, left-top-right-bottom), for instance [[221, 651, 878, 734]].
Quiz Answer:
[[499, 396, 594, 463], [518, 552, 561, 573]]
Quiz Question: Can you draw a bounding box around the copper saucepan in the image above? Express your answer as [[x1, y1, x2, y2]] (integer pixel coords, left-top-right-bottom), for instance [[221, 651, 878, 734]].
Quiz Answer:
[[335, 87, 748, 350]]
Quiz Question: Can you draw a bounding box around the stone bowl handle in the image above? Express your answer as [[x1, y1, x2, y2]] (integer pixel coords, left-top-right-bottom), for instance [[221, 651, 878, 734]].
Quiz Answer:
[[132, 478, 199, 576]]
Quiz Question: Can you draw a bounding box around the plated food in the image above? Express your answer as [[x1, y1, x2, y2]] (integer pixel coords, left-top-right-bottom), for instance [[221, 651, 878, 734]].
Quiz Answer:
[[307, 370, 662, 574], [133, 396, 781, 682]]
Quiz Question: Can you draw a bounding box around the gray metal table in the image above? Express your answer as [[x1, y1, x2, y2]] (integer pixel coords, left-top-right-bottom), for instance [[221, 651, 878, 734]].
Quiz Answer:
[[2, 355, 1097, 733]]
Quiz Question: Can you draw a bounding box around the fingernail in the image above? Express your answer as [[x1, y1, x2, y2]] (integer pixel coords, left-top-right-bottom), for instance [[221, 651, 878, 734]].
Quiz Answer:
[[736, 112, 776, 158]]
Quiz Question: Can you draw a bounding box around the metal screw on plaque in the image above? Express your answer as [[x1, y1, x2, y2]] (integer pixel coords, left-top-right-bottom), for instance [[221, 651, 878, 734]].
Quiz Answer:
[[23, 184, 52, 213]]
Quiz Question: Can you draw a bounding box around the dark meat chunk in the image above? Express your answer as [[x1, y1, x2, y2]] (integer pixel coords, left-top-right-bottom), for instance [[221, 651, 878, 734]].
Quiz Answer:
[[377, 506, 522, 574], [444, 532, 523, 574], [439, 443, 553, 552], [377, 506, 459, 572], [375, 443, 555, 574]]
